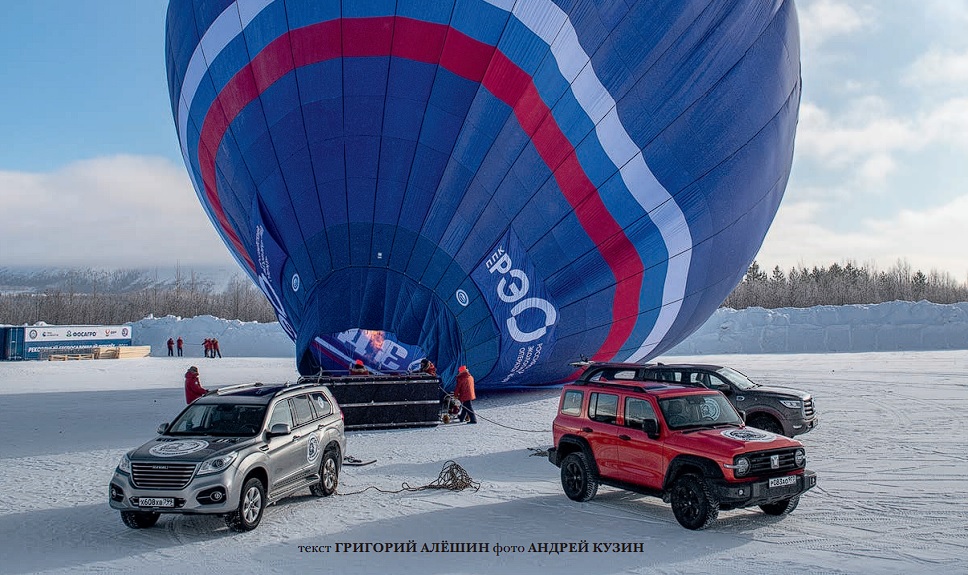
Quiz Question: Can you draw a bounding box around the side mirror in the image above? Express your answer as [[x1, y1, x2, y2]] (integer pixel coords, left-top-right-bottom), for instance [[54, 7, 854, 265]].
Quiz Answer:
[[157, 422, 169, 434], [642, 418, 660, 439], [267, 423, 292, 437], [712, 382, 731, 394]]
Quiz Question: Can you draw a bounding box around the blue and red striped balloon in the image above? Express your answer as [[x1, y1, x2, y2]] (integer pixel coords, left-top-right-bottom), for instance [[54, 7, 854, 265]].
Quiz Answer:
[[165, 0, 800, 389]]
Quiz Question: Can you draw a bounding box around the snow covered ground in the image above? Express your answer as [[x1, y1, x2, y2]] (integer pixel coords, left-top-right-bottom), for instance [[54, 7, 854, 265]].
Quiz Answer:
[[2, 350, 967, 574]]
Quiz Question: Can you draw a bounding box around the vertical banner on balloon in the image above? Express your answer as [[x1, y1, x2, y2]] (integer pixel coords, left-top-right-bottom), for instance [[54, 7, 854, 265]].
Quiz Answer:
[[472, 229, 559, 384], [253, 200, 296, 340]]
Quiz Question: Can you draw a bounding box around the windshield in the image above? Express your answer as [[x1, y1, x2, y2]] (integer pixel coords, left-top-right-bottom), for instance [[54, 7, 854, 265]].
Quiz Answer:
[[658, 394, 743, 430], [716, 367, 758, 390], [167, 403, 267, 437]]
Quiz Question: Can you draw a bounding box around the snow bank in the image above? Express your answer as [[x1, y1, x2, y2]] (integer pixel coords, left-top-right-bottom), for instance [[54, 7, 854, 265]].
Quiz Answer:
[[127, 301, 968, 360], [665, 301, 968, 355], [129, 315, 294, 358]]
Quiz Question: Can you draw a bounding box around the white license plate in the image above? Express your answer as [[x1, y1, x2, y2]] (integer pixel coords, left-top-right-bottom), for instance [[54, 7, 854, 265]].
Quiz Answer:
[[139, 497, 174, 508], [769, 475, 797, 488]]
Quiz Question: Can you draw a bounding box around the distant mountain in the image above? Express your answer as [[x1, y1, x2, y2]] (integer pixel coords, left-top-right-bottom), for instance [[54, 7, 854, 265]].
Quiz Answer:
[[0, 265, 245, 295]]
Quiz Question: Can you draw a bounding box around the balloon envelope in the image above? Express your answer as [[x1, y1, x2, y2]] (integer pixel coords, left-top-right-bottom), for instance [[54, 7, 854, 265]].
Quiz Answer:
[[166, 0, 800, 389]]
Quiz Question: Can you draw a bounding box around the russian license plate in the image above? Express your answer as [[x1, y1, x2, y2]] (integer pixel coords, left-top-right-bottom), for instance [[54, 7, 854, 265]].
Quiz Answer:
[[139, 497, 174, 508], [769, 475, 797, 488]]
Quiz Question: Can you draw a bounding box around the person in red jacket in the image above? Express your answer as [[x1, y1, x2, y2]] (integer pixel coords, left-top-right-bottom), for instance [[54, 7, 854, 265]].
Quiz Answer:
[[212, 338, 222, 358], [419, 358, 437, 377], [176, 336, 183, 357], [455, 365, 476, 424], [167, 338, 174, 357], [184, 366, 208, 404], [349, 359, 369, 375]]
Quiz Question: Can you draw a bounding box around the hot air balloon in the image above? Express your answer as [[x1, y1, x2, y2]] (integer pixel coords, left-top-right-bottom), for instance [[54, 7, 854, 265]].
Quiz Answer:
[[165, 0, 800, 390]]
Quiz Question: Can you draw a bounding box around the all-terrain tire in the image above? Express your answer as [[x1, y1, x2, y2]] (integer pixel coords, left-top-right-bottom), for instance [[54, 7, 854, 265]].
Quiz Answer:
[[760, 495, 800, 516], [310, 449, 340, 497], [225, 477, 265, 532], [670, 473, 719, 530], [120, 510, 160, 529], [560, 452, 598, 502], [748, 414, 784, 436]]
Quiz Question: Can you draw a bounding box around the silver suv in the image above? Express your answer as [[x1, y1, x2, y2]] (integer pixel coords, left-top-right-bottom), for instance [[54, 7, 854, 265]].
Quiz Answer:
[[109, 382, 346, 532]]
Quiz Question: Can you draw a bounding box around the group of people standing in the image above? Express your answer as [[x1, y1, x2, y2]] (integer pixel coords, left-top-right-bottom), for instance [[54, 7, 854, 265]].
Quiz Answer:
[[166, 337, 222, 358], [166, 337, 184, 357], [203, 338, 222, 358]]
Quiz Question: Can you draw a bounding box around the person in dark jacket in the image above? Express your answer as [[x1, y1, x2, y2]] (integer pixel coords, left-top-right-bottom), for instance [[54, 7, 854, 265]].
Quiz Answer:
[[455, 365, 476, 424], [167, 338, 175, 357], [176, 336, 183, 357], [184, 366, 209, 404]]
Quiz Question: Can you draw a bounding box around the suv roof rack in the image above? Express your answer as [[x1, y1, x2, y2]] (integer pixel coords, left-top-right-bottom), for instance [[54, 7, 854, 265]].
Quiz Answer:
[[215, 382, 268, 395], [214, 380, 317, 397], [574, 379, 675, 393]]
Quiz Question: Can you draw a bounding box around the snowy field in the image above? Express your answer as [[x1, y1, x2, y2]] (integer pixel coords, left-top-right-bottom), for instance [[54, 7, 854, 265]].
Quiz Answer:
[[1, 351, 967, 574]]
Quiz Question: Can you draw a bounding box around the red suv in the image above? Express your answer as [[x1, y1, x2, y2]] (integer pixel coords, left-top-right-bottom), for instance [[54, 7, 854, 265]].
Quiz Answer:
[[548, 379, 817, 529]]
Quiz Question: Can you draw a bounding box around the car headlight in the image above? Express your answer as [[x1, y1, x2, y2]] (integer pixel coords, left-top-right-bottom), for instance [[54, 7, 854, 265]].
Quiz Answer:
[[117, 453, 132, 474], [198, 452, 238, 475], [795, 449, 806, 467], [779, 399, 802, 410], [725, 456, 750, 477]]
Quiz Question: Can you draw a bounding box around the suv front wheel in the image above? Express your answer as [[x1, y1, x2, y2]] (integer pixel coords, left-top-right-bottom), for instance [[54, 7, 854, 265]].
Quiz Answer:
[[760, 495, 800, 516], [225, 477, 265, 532], [670, 473, 719, 530], [120, 510, 160, 529], [560, 452, 598, 502]]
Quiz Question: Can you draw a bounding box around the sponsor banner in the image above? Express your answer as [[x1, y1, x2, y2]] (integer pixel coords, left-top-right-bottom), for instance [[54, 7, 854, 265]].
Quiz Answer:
[[24, 325, 132, 343], [471, 230, 558, 385], [312, 329, 426, 374], [23, 339, 133, 359]]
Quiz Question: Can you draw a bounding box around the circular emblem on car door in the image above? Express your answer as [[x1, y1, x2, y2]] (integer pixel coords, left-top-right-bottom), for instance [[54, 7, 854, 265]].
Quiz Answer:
[[307, 435, 320, 463]]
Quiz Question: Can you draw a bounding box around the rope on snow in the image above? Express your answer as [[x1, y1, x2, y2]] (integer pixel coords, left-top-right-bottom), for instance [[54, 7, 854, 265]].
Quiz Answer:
[[339, 460, 480, 496]]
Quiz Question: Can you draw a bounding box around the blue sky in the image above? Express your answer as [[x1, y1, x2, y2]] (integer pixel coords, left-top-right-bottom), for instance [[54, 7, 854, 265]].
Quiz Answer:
[[0, 0, 966, 280]]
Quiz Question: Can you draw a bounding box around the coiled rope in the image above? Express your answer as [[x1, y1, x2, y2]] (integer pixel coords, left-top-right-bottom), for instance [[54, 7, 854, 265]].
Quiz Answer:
[[339, 460, 480, 496]]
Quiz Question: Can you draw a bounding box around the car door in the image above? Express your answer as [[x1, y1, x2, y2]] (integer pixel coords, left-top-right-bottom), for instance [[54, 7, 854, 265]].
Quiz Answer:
[[613, 396, 665, 489], [309, 391, 341, 445], [264, 399, 304, 492], [584, 392, 623, 481], [288, 394, 321, 477]]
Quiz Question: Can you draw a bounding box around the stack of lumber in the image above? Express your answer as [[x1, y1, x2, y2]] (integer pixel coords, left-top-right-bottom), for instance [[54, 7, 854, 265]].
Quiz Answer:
[[93, 346, 151, 359]]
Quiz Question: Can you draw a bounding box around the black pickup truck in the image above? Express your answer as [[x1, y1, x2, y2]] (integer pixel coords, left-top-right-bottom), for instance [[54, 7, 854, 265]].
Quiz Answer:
[[575, 362, 818, 437]]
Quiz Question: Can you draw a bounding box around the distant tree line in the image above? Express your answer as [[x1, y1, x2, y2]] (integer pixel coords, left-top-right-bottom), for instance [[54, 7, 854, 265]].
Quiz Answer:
[[0, 268, 276, 326], [724, 259, 968, 309], [3, 259, 967, 326]]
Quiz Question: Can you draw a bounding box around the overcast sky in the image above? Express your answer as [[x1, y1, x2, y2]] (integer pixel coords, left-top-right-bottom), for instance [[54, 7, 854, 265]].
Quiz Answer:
[[0, 0, 966, 279]]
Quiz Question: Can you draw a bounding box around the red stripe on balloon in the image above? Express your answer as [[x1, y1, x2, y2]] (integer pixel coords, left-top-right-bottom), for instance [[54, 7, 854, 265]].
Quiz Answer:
[[198, 16, 643, 361]]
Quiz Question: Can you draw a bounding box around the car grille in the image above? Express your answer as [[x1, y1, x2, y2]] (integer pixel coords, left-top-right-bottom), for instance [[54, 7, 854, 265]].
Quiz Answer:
[[131, 462, 197, 489], [748, 448, 800, 476], [803, 397, 815, 418]]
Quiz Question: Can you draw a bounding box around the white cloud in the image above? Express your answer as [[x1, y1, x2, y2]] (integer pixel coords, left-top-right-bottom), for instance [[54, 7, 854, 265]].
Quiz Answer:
[[795, 101, 919, 188], [798, 0, 873, 49], [0, 156, 237, 268], [757, 195, 968, 278], [903, 47, 968, 89]]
